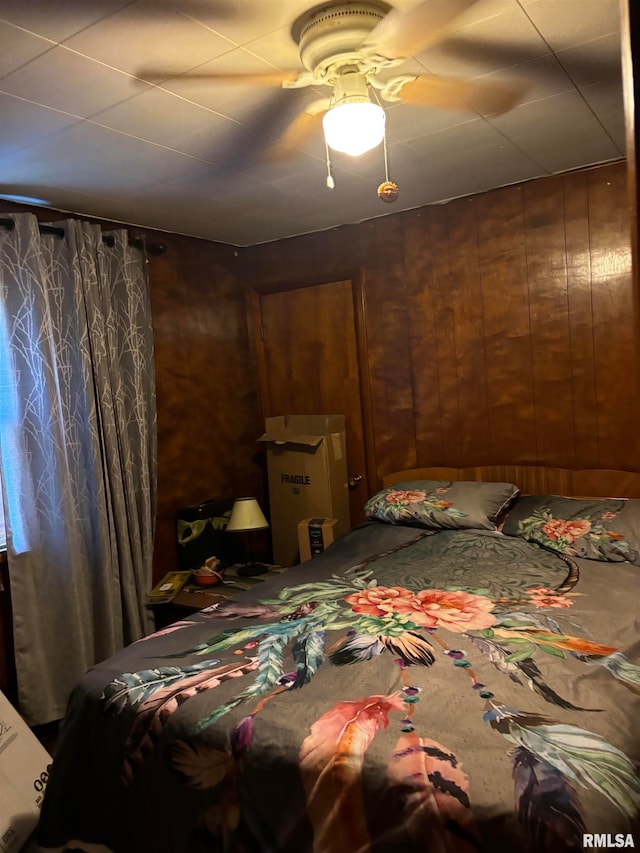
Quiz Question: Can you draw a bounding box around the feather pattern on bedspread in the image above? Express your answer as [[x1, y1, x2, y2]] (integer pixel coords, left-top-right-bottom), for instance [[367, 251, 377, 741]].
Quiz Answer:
[[38, 525, 640, 853]]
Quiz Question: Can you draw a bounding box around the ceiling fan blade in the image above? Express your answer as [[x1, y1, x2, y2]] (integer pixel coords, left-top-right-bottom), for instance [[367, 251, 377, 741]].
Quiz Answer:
[[137, 69, 301, 87], [397, 73, 526, 115], [266, 104, 329, 162], [363, 0, 480, 59]]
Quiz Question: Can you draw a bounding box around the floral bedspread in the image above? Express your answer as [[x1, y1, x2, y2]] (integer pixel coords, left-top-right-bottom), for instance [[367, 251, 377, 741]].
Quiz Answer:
[[38, 524, 640, 853]]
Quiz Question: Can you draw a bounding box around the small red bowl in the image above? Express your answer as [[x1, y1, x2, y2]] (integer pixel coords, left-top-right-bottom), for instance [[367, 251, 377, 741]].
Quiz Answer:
[[192, 570, 223, 587]]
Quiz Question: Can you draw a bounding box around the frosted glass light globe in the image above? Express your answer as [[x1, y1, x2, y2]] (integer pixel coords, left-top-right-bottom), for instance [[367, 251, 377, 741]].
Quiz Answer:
[[323, 102, 386, 157]]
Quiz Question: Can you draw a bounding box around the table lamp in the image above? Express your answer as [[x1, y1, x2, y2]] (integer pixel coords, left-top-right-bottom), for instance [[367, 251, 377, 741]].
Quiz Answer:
[[226, 497, 270, 577]]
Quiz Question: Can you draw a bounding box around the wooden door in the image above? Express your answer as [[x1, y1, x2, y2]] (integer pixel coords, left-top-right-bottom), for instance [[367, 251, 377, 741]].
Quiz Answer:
[[251, 278, 371, 526]]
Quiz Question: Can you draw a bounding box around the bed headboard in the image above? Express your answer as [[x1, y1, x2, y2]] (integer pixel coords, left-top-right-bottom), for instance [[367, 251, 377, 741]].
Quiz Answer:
[[381, 465, 640, 499]]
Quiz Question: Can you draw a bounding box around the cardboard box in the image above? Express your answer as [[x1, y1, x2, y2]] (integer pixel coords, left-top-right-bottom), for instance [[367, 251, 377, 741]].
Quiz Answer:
[[258, 415, 349, 566], [298, 518, 338, 562], [0, 692, 51, 853]]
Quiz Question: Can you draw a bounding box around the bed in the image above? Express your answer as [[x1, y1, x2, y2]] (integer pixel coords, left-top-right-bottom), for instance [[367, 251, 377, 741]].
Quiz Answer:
[[37, 466, 640, 853]]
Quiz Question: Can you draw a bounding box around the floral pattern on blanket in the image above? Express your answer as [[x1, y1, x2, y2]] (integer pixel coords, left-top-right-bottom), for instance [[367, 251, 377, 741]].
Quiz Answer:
[[508, 502, 638, 563], [364, 486, 467, 524], [101, 546, 640, 852], [369, 528, 573, 601]]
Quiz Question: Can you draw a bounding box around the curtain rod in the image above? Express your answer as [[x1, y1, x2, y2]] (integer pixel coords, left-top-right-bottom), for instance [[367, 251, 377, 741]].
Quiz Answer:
[[0, 216, 166, 256]]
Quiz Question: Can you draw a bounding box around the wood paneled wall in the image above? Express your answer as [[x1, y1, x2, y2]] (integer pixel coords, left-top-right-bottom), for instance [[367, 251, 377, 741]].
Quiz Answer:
[[0, 160, 637, 693], [147, 235, 265, 580], [0, 160, 637, 577], [244, 161, 639, 487]]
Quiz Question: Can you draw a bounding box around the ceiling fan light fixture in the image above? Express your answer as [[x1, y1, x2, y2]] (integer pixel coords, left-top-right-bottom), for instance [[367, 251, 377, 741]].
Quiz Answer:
[[323, 101, 385, 156], [322, 72, 385, 156]]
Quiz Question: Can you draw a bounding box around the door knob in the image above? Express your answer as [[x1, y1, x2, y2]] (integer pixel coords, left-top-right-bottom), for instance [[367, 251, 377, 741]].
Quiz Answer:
[[348, 474, 363, 489]]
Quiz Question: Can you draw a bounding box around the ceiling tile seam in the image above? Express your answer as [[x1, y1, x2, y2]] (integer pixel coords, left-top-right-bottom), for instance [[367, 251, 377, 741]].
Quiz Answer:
[[515, 0, 620, 66], [141, 43, 289, 82], [79, 109, 326, 172], [0, 89, 86, 125], [84, 94, 324, 169], [138, 78, 280, 132], [0, 1, 138, 58], [578, 84, 625, 156], [79, 117, 233, 169], [476, 114, 550, 176], [0, 15, 56, 42], [397, 109, 549, 173], [51, 7, 288, 87], [238, 42, 299, 73], [0, 19, 59, 80], [513, 2, 623, 156], [3, 27, 444, 151], [55, 1, 138, 46], [537, 62, 623, 156], [86, 80, 247, 130], [155, 172, 273, 202], [0, 91, 233, 175], [60, 0, 240, 53], [550, 56, 625, 157], [0, 91, 89, 160], [135, 79, 335, 145], [180, 9, 299, 54], [515, 0, 620, 47], [8, 38, 251, 128], [79, 61, 305, 140], [512, 0, 621, 97], [0, 90, 224, 171], [167, 8, 242, 49], [0, 41, 284, 143]]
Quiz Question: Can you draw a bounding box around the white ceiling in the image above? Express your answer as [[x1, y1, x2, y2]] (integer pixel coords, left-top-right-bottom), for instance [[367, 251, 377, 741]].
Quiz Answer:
[[0, 0, 624, 247]]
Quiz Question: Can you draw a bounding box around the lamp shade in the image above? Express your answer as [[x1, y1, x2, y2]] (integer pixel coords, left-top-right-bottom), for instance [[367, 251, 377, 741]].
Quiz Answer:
[[226, 497, 269, 532], [323, 101, 386, 156]]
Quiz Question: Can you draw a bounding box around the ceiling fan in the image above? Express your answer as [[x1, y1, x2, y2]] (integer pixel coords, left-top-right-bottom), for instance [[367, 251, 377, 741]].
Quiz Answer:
[[140, 0, 526, 163]]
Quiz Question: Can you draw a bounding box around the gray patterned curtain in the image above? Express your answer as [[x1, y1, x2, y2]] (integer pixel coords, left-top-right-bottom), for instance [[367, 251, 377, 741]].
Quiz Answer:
[[0, 213, 157, 725]]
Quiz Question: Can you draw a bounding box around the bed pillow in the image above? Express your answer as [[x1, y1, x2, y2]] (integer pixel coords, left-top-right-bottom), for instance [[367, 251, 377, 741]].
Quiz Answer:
[[364, 480, 519, 531], [502, 495, 639, 564]]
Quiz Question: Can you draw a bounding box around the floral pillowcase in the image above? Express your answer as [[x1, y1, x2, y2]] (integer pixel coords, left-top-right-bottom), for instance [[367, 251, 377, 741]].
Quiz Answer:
[[364, 480, 519, 531], [501, 495, 640, 564]]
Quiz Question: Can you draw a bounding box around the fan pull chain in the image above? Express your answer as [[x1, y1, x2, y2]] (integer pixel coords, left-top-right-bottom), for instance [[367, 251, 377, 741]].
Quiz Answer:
[[325, 138, 335, 189], [371, 86, 399, 203], [383, 129, 390, 184]]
